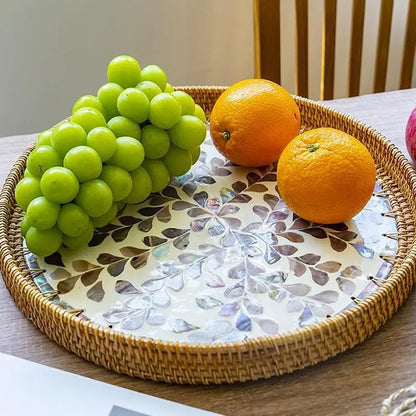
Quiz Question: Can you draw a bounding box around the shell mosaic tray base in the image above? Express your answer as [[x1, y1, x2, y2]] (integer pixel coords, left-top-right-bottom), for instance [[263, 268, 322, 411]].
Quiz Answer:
[[1, 88, 416, 384], [28, 140, 397, 344]]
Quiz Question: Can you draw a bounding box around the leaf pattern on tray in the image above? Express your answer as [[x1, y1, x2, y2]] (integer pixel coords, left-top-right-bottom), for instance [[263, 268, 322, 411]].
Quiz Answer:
[[31, 135, 398, 344]]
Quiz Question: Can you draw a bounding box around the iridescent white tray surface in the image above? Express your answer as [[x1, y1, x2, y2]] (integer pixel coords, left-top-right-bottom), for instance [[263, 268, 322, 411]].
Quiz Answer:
[[27, 134, 397, 344]]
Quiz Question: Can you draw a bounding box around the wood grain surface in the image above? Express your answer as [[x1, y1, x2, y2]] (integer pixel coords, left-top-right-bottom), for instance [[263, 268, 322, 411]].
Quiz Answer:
[[1, 89, 416, 416]]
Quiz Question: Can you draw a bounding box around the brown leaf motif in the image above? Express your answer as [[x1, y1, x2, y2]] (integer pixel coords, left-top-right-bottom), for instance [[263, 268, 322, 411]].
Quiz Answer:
[[118, 216, 141, 225], [143, 236, 168, 247], [232, 181, 247, 193], [329, 235, 348, 252], [161, 228, 189, 239], [330, 230, 358, 241], [232, 193, 252, 203], [111, 226, 132, 243], [115, 280, 143, 295], [246, 172, 261, 186], [297, 253, 321, 265], [288, 258, 307, 277], [49, 267, 71, 280], [88, 231, 108, 247], [156, 206, 171, 223], [119, 246, 149, 257], [289, 217, 311, 230], [72, 260, 99, 272], [310, 267, 329, 285], [263, 193, 279, 210], [97, 253, 124, 265], [138, 206, 164, 217], [301, 228, 327, 239], [138, 217, 153, 232], [149, 195, 172, 206], [108, 258, 128, 276], [87, 281, 105, 302], [130, 252, 150, 269], [276, 245, 298, 256], [57, 276, 80, 294], [278, 232, 304, 243], [81, 268, 104, 286], [248, 183, 268, 192], [316, 261, 342, 273], [260, 172, 277, 182], [172, 201, 197, 210], [44, 251, 65, 267], [324, 223, 348, 231], [162, 186, 180, 199]]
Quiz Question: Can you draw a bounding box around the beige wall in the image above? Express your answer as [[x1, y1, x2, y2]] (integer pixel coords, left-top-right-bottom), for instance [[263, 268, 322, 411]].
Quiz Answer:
[[0, 0, 253, 136]]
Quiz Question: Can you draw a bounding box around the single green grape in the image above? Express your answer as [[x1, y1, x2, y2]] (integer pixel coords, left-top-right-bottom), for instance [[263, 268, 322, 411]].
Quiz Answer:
[[140, 125, 170, 159], [57, 203, 90, 237], [25, 225, 62, 257], [26, 196, 60, 230], [63, 146, 102, 182], [168, 115, 206, 150], [107, 55, 141, 88], [117, 88, 149, 123], [190, 146, 201, 164], [26, 145, 63, 177], [149, 93, 181, 129], [193, 104, 206, 123], [162, 144, 192, 177], [35, 129, 53, 147], [23, 169, 33, 178], [86, 127, 117, 162], [124, 166, 152, 204], [164, 82, 174, 93], [136, 80, 162, 101], [75, 179, 113, 217], [100, 165, 133, 201], [62, 220, 94, 249], [171, 91, 195, 115], [50, 121, 87, 156], [97, 82, 123, 119], [71, 107, 106, 133], [141, 159, 170, 193], [91, 203, 118, 228], [21, 213, 31, 237], [140, 64, 167, 90], [72, 95, 108, 120], [107, 137, 145, 171], [40, 167, 79, 203], [15, 176, 42, 211], [107, 116, 141, 139]]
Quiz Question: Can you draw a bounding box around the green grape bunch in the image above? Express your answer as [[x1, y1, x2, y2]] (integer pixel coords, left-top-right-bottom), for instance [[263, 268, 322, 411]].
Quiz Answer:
[[16, 55, 207, 257]]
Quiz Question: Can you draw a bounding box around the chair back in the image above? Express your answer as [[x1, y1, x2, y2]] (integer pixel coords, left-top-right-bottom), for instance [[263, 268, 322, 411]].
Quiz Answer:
[[254, 0, 416, 99]]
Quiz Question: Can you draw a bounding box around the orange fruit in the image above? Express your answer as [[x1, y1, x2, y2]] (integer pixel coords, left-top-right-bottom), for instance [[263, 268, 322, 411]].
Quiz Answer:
[[277, 127, 376, 224], [209, 79, 300, 167]]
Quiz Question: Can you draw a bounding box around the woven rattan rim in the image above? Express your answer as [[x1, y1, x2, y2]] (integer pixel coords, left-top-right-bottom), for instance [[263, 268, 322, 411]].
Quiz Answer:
[[1, 87, 416, 384]]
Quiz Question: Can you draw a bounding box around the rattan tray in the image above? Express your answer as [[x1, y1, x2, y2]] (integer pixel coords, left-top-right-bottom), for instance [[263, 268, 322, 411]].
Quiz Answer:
[[1, 87, 416, 385]]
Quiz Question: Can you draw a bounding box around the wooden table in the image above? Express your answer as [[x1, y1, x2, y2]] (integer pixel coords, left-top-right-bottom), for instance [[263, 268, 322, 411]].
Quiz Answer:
[[1, 89, 416, 416]]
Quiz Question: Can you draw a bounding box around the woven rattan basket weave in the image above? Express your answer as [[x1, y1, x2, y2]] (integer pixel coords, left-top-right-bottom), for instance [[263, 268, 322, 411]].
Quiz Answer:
[[1, 86, 416, 384]]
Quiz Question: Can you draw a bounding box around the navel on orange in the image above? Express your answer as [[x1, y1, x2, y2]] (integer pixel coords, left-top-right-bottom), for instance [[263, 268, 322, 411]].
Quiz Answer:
[[209, 79, 300, 167], [277, 127, 376, 224]]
